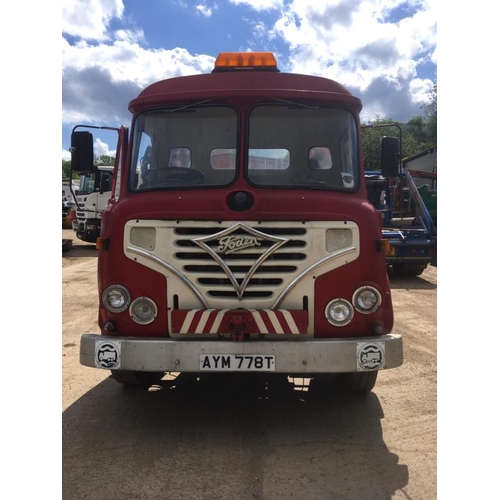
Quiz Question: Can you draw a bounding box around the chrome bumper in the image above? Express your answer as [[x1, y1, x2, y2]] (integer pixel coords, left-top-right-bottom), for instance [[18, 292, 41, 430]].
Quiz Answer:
[[80, 333, 403, 374]]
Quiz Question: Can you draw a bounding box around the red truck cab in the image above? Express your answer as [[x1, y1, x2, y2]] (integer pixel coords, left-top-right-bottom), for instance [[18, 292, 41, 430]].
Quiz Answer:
[[72, 52, 403, 391]]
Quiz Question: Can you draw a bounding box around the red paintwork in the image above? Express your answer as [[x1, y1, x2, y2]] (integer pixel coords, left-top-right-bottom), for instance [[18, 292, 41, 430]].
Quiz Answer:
[[128, 72, 362, 115], [170, 309, 308, 335], [97, 67, 393, 339]]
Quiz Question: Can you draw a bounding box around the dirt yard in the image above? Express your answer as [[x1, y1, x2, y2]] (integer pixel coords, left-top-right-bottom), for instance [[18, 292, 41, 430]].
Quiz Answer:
[[62, 228, 437, 500]]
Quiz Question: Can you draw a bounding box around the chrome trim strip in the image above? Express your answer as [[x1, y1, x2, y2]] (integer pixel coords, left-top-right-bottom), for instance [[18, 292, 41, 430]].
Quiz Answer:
[[272, 246, 357, 308], [193, 222, 290, 300], [127, 246, 209, 308]]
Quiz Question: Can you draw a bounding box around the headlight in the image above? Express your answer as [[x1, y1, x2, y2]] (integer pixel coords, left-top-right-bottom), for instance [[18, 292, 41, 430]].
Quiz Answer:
[[129, 297, 157, 325], [352, 286, 381, 314], [102, 285, 130, 313], [325, 299, 354, 326]]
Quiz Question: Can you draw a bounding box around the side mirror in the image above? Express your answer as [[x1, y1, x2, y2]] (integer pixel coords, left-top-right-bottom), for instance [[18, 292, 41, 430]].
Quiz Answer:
[[380, 136, 400, 177], [70, 131, 94, 173]]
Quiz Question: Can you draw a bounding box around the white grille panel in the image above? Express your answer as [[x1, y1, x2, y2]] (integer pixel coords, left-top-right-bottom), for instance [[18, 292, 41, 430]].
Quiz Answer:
[[124, 220, 360, 310]]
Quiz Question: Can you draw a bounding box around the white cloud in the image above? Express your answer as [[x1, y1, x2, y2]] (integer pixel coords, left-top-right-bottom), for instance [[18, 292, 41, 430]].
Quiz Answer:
[[269, 0, 436, 121], [274, 0, 436, 76], [62, 0, 125, 41], [61, 0, 437, 153], [244, 19, 270, 41], [229, 0, 284, 10], [62, 38, 215, 125], [94, 138, 116, 157], [195, 4, 215, 17], [114, 29, 146, 44], [409, 77, 434, 105], [62, 38, 213, 87]]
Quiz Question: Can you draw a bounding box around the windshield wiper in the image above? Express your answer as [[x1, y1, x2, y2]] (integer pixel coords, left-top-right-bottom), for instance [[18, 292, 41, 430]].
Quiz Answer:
[[272, 98, 319, 109], [166, 98, 215, 113]]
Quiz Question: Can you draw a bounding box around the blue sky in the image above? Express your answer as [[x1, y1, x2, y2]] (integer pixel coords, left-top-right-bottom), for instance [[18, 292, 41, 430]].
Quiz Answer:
[[62, 0, 437, 159]]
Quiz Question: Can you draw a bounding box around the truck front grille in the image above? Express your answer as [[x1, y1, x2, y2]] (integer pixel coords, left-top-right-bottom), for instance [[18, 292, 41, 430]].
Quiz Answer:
[[173, 225, 307, 300], [125, 220, 359, 310]]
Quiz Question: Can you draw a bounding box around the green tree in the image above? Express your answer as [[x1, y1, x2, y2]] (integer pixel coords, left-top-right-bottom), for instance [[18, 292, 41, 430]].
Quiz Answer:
[[422, 83, 437, 146], [62, 155, 115, 179], [95, 155, 116, 166], [361, 84, 437, 169], [362, 121, 430, 170], [405, 116, 428, 144], [361, 118, 400, 170], [362, 119, 430, 169], [62, 160, 76, 179]]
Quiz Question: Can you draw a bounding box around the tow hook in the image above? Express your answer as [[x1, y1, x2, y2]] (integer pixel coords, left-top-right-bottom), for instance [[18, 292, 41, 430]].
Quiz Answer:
[[228, 315, 247, 342]]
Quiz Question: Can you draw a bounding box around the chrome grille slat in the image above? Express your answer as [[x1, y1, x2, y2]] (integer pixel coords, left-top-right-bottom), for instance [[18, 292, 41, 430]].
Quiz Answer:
[[124, 220, 360, 311], [174, 225, 308, 300]]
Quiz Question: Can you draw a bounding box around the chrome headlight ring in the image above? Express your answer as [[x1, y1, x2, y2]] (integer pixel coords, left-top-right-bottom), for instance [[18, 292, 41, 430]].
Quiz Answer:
[[352, 286, 382, 314], [129, 297, 158, 325], [102, 285, 131, 313], [325, 298, 354, 326]]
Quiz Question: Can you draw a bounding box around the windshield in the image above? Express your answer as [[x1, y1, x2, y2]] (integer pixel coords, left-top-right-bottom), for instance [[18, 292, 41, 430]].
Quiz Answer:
[[131, 106, 238, 190], [129, 104, 358, 191], [247, 105, 358, 189], [78, 170, 113, 195], [78, 172, 97, 196]]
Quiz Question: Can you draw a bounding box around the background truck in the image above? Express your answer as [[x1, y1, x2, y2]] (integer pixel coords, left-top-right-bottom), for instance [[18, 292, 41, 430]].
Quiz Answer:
[[62, 178, 79, 202], [364, 128, 437, 276], [403, 146, 437, 227], [72, 165, 114, 243], [70, 51, 403, 392]]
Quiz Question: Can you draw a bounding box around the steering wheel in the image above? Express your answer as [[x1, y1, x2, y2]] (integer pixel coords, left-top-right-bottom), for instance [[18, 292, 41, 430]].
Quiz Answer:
[[142, 167, 204, 185], [163, 167, 204, 184], [292, 172, 327, 185]]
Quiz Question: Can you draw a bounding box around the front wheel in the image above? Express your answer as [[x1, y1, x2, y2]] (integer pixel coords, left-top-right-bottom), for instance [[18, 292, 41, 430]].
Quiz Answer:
[[340, 371, 378, 392], [110, 370, 165, 386], [392, 263, 426, 277]]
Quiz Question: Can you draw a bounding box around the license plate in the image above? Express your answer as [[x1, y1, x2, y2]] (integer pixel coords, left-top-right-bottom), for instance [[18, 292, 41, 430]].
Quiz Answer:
[[200, 354, 275, 372]]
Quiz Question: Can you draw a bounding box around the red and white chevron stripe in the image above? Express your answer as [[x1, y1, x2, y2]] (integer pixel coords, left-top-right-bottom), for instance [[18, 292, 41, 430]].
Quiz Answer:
[[170, 309, 307, 335]]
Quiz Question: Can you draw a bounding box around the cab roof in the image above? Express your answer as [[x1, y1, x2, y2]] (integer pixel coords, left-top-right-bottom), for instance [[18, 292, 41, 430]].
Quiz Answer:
[[129, 52, 362, 114]]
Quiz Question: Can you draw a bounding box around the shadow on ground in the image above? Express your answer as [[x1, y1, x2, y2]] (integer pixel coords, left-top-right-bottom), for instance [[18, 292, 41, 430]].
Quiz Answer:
[[62, 242, 98, 259], [388, 271, 437, 290], [63, 373, 409, 500]]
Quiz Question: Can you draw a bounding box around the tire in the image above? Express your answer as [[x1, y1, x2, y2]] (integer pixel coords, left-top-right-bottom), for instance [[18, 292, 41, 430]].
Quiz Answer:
[[110, 370, 165, 386], [340, 371, 378, 392], [392, 264, 426, 277]]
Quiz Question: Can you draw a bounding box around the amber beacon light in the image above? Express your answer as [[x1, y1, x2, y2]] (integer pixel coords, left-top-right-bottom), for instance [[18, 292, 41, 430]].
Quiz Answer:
[[213, 52, 278, 72]]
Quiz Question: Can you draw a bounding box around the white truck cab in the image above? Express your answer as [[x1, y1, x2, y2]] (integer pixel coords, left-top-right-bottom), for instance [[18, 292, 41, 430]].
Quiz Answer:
[[72, 165, 113, 243]]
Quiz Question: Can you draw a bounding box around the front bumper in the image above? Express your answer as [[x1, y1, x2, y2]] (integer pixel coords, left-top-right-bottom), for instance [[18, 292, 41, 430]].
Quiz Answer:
[[80, 333, 403, 373], [73, 218, 101, 243]]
